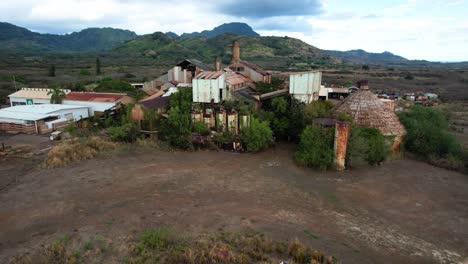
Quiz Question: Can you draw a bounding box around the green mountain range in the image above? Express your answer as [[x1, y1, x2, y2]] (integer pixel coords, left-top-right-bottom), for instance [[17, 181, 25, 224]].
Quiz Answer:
[[325, 49, 408, 64], [0, 21, 418, 66], [114, 32, 339, 69], [0, 22, 137, 54]]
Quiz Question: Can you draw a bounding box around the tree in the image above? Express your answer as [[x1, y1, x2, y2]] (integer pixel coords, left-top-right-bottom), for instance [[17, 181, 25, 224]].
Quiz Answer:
[[48, 65, 56, 77], [96, 57, 101, 75], [169, 87, 192, 113], [303, 100, 334, 123], [398, 106, 462, 159], [47, 86, 66, 104], [295, 125, 335, 170], [347, 127, 388, 167], [240, 117, 273, 152], [95, 79, 136, 95], [362, 65, 370, 71], [160, 107, 192, 149]]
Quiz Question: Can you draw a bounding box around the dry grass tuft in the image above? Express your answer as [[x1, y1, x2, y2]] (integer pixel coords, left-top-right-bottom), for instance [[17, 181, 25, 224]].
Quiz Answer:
[[45, 137, 117, 168]]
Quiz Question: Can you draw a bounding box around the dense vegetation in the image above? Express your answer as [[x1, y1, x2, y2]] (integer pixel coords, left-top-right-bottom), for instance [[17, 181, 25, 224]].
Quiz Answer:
[[398, 106, 467, 172], [295, 125, 335, 170], [346, 127, 389, 167]]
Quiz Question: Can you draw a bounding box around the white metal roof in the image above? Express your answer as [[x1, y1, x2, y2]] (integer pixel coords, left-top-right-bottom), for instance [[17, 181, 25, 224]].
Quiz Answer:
[[0, 104, 89, 121]]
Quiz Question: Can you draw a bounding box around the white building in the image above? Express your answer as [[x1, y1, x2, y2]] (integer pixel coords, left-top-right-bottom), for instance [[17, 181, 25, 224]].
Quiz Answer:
[[289, 71, 322, 104], [8, 89, 133, 117], [8, 88, 71, 106], [0, 104, 89, 134], [192, 71, 226, 103]]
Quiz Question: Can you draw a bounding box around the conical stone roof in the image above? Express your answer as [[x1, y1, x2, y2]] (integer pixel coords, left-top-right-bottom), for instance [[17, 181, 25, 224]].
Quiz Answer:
[[335, 88, 406, 137]]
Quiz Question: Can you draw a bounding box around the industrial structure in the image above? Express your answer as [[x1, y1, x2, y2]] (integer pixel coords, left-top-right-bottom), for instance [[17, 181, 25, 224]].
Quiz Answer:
[[0, 104, 89, 134], [334, 80, 406, 150]]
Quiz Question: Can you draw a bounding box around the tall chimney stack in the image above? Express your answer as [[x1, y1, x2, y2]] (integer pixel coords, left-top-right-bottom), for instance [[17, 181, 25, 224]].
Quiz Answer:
[[231, 40, 240, 64], [215, 56, 222, 71]]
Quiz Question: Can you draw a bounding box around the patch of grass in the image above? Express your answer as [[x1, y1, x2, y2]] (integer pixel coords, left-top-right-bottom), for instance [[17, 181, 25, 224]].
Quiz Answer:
[[44, 136, 118, 168], [135, 226, 178, 254], [304, 229, 320, 240], [83, 241, 94, 251]]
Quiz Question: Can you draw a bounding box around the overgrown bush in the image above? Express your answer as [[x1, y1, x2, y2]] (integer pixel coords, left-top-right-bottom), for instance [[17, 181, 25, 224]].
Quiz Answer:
[[240, 117, 273, 152], [193, 121, 209, 135], [304, 100, 334, 123], [346, 127, 388, 167], [107, 122, 140, 142], [398, 106, 466, 172], [45, 137, 117, 168], [160, 107, 192, 149], [295, 125, 335, 170]]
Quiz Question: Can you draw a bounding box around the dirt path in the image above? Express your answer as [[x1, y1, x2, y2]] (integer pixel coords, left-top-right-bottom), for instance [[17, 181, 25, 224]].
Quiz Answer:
[[0, 144, 467, 263]]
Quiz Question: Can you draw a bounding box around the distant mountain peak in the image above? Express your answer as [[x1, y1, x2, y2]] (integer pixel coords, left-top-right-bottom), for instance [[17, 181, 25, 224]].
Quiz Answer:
[[181, 22, 260, 38]]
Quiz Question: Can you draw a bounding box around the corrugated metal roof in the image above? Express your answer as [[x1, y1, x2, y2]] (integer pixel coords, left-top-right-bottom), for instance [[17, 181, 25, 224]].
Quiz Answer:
[[9, 88, 71, 99], [177, 59, 213, 71], [226, 73, 252, 85], [230, 61, 271, 76], [0, 104, 88, 121], [140, 96, 170, 110], [195, 71, 225, 80], [65, 92, 126, 102]]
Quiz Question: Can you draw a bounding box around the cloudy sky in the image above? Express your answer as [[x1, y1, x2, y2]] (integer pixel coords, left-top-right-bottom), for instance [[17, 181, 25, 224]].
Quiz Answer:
[[1, 0, 467, 61]]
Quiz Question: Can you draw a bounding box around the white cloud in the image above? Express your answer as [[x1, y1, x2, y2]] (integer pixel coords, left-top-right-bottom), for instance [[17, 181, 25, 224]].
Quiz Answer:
[[0, 0, 466, 61]]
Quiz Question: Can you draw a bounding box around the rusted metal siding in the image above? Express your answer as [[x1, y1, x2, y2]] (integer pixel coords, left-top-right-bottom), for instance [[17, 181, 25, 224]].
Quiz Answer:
[[289, 72, 322, 104]]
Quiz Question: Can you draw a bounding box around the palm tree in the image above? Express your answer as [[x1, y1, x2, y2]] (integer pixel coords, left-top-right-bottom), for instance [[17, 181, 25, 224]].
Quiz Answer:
[[47, 86, 66, 104]]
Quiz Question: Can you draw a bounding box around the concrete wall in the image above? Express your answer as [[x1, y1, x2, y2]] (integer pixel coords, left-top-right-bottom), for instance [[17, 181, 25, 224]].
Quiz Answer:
[[289, 72, 322, 104], [192, 74, 226, 103]]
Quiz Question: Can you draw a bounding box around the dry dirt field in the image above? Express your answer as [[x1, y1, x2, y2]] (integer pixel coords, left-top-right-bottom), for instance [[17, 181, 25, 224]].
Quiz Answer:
[[0, 144, 467, 263]]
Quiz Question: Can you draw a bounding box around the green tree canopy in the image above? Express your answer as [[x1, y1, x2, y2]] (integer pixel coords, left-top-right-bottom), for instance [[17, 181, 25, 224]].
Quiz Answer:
[[47, 86, 66, 104], [295, 125, 335, 170], [240, 117, 273, 152]]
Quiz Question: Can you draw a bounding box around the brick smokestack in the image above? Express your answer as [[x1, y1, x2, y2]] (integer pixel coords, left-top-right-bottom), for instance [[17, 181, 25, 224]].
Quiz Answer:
[[215, 56, 222, 71], [334, 121, 350, 171], [231, 40, 240, 64]]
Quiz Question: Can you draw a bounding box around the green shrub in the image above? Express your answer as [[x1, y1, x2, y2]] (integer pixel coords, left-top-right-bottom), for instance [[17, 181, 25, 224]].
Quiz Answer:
[[304, 100, 334, 123], [240, 117, 273, 152], [295, 125, 335, 170], [346, 127, 389, 167], [79, 69, 91, 76], [398, 106, 463, 159], [193, 122, 209, 135], [107, 123, 140, 142], [160, 107, 192, 149]]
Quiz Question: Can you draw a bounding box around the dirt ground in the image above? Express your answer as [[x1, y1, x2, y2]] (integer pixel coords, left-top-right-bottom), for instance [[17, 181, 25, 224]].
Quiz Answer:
[[0, 143, 467, 263]]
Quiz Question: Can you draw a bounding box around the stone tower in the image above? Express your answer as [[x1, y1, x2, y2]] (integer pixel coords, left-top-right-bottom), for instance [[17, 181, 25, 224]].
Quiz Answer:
[[231, 40, 240, 64]]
